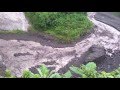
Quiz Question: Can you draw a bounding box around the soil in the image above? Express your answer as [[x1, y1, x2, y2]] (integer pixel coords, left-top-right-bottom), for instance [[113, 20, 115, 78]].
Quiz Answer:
[[0, 27, 94, 48]]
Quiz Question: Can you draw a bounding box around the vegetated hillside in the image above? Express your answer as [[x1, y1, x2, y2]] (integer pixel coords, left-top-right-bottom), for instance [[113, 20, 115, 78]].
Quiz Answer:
[[25, 12, 93, 43]]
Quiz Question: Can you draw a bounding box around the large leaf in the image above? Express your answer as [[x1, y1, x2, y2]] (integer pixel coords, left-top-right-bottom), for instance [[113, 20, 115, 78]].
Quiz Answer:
[[70, 66, 83, 75], [48, 71, 55, 77], [85, 62, 97, 70], [33, 74, 40, 78], [49, 73, 62, 78], [63, 70, 72, 78], [40, 64, 50, 77], [5, 69, 12, 78], [22, 70, 34, 78], [37, 68, 43, 77]]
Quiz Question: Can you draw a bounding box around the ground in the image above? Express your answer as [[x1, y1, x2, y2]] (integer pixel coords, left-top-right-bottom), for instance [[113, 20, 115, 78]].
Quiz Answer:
[[0, 12, 120, 77]]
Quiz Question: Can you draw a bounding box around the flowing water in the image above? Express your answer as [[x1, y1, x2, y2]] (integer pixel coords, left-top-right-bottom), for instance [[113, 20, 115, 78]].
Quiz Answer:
[[88, 12, 120, 51]]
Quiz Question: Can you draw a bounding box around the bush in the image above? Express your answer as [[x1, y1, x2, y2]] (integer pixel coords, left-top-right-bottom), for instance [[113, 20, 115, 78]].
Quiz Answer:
[[70, 62, 98, 78], [4, 64, 72, 78], [25, 12, 93, 43], [70, 62, 120, 78]]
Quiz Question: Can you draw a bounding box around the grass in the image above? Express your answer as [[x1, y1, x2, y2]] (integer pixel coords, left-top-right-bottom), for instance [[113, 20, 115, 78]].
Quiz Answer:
[[0, 30, 25, 34], [25, 12, 93, 43]]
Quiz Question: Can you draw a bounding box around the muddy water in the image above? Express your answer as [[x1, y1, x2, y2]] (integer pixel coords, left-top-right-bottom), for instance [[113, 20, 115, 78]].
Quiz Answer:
[[88, 12, 120, 52]]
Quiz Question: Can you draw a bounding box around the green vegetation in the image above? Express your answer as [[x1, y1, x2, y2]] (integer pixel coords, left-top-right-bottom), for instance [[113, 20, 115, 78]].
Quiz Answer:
[[4, 62, 120, 78], [25, 12, 93, 43], [70, 62, 115, 78], [5, 64, 72, 78], [22, 65, 72, 78], [0, 30, 25, 34]]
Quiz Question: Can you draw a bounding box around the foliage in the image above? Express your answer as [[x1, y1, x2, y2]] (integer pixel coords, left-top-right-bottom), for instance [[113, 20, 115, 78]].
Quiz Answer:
[[70, 62, 98, 78], [5, 69, 16, 78], [25, 12, 93, 43], [22, 64, 72, 78], [70, 62, 120, 78], [4, 62, 120, 78], [0, 30, 25, 34]]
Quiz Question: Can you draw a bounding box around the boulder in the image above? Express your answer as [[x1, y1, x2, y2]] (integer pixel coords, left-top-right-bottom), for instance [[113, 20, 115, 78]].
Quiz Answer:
[[85, 45, 106, 62], [0, 63, 6, 76], [0, 12, 29, 31]]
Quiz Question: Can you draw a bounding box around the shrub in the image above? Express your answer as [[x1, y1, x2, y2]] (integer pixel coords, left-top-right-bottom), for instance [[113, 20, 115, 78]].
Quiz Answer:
[[70, 62, 98, 78], [70, 62, 120, 78], [22, 64, 61, 78], [18, 64, 72, 78], [25, 12, 93, 43]]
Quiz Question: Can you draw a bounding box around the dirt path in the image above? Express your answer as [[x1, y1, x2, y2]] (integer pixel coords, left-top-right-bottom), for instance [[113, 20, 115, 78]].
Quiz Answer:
[[0, 12, 120, 77]]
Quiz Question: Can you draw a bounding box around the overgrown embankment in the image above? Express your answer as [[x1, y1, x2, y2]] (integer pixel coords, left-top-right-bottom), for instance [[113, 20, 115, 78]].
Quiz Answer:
[[25, 12, 93, 43]]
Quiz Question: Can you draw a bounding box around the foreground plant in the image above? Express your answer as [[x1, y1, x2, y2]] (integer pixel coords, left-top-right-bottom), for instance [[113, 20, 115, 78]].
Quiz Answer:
[[4, 62, 120, 78], [22, 64, 72, 78], [5, 69, 16, 78], [70, 62, 120, 78], [70, 62, 98, 78]]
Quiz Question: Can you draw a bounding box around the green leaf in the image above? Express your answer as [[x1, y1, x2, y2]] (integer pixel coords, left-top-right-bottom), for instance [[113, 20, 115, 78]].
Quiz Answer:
[[116, 74, 120, 78], [49, 73, 62, 78], [48, 71, 55, 77], [22, 70, 34, 78], [40, 64, 50, 77], [63, 70, 72, 78], [107, 76, 114, 78], [85, 62, 96, 70], [33, 74, 40, 78], [37, 68, 43, 77], [70, 66, 83, 75], [5, 69, 12, 78]]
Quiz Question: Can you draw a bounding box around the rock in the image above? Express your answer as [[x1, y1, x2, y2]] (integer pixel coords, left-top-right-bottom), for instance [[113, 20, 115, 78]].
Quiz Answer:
[[0, 55, 2, 61], [0, 12, 29, 31], [0, 63, 6, 76], [86, 45, 106, 62]]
